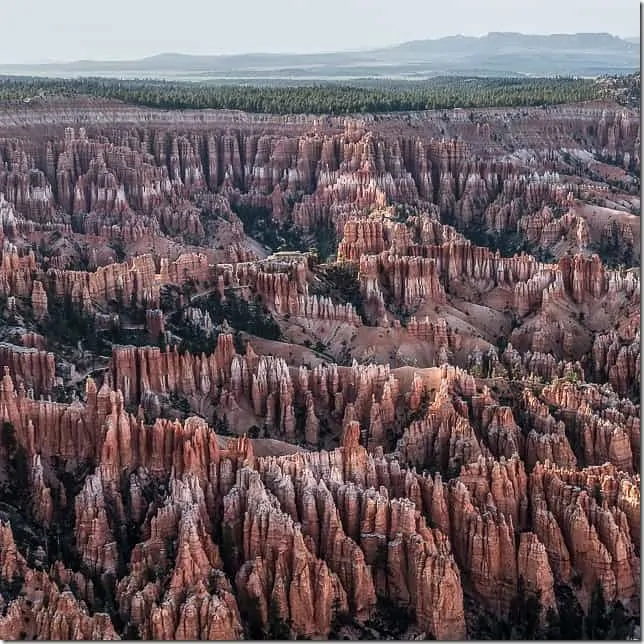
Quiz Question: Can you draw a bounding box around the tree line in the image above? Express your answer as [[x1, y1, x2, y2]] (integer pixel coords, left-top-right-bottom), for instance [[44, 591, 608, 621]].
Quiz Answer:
[[0, 75, 610, 114]]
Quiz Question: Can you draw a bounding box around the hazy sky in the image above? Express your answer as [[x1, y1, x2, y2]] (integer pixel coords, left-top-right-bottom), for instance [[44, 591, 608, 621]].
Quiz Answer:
[[3, 0, 640, 64]]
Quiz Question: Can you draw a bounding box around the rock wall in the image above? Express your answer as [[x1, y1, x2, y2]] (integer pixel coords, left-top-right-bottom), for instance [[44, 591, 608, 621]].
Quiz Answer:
[[0, 343, 56, 396]]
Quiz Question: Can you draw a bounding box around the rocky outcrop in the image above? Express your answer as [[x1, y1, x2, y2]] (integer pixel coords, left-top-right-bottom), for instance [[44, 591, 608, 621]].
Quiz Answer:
[[0, 100, 639, 640], [145, 309, 165, 341], [592, 327, 640, 397], [0, 358, 639, 637], [540, 379, 639, 472], [114, 474, 244, 640], [108, 336, 400, 448], [224, 468, 350, 638], [31, 280, 48, 319], [0, 522, 119, 640], [529, 461, 640, 607], [397, 385, 482, 473], [0, 342, 56, 396], [218, 258, 362, 324], [516, 531, 557, 615]]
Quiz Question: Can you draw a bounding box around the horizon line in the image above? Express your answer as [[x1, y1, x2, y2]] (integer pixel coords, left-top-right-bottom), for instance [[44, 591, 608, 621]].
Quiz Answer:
[[2, 30, 639, 67]]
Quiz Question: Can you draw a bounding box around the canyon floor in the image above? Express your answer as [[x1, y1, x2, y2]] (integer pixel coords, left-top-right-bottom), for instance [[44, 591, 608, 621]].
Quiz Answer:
[[0, 93, 640, 640]]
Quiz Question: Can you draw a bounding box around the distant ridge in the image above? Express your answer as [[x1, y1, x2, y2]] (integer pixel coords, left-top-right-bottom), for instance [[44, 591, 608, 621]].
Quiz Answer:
[[0, 32, 639, 79]]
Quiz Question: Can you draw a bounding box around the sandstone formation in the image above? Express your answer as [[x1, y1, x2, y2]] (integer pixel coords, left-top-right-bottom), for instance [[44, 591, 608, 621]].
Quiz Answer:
[[0, 97, 639, 640]]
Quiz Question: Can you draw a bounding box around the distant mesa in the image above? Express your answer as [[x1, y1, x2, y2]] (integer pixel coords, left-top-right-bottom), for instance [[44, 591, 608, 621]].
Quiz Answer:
[[0, 32, 638, 78]]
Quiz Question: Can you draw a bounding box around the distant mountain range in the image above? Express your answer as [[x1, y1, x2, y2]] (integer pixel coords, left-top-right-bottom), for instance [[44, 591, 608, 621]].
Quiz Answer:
[[0, 32, 639, 80]]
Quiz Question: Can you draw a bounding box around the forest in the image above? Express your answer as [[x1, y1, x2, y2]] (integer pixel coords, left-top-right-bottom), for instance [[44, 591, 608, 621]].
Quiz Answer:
[[0, 75, 616, 114]]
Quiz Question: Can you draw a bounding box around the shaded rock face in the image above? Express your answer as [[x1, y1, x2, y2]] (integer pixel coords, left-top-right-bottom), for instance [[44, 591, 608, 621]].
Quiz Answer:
[[0, 100, 639, 639], [0, 343, 55, 396]]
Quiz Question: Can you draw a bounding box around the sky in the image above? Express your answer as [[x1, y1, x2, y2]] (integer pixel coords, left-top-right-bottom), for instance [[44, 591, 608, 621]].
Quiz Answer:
[[2, 0, 640, 64]]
